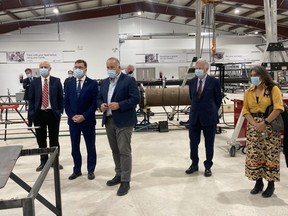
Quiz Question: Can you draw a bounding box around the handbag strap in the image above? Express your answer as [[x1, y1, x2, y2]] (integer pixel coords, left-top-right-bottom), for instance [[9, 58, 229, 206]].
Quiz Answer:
[[267, 85, 275, 107]]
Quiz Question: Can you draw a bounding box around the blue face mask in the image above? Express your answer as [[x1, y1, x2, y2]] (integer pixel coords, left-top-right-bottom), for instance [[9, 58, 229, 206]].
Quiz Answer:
[[68, 74, 73, 78], [107, 69, 117, 78], [73, 69, 84, 79], [251, 76, 261, 86], [39, 68, 49, 77], [27, 74, 31, 78], [195, 69, 204, 77]]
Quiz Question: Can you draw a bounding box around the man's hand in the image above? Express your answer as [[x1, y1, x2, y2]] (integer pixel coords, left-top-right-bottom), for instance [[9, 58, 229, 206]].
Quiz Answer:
[[72, 115, 85, 123], [108, 102, 120, 110], [100, 103, 108, 112]]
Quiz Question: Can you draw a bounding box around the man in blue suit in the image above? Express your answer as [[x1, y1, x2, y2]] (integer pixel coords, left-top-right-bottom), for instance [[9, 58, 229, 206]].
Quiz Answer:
[[65, 59, 98, 180], [23, 68, 33, 125], [185, 58, 222, 177], [97, 57, 139, 196], [29, 61, 63, 172]]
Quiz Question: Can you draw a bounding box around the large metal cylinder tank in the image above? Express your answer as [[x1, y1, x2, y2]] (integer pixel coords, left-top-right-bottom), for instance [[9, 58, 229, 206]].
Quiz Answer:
[[145, 87, 191, 106]]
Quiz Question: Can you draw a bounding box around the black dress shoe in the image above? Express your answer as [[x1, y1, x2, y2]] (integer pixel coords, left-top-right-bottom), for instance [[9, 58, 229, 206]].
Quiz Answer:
[[204, 169, 212, 177], [117, 182, 130, 196], [250, 182, 264, 194], [68, 172, 82, 180], [88, 172, 95, 180], [185, 165, 199, 174], [106, 175, 121, 186], [36, 163, 46, 172]]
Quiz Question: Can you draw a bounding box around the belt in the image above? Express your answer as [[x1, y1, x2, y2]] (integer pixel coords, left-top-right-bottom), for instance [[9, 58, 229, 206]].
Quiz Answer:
[[41, 109, 51, 112], [251, 112, 265, 118]]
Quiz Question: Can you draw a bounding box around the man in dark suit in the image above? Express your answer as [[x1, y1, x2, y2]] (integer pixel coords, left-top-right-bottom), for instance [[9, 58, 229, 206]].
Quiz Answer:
[[23, 68, 33, 125], [64, 70, 74, 89], [64, 59, 98, 180], [185, 58, 222, 177], [29, 61, 63, 171], [97, 57, 139, 196]]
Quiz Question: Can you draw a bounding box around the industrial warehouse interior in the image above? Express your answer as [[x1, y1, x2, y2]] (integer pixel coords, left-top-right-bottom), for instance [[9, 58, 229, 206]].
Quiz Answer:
[[0, 0, 288, 216]]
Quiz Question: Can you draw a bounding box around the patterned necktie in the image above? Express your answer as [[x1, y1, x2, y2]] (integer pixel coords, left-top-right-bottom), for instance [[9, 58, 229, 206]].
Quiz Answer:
[[42, 79, 48, 108], [198, 79, 202, 97], [77, 79, 81, 97]]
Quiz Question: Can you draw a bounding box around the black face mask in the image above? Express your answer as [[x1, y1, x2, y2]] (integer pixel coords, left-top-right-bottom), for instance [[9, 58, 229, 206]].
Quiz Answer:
[[128, 71, 133, 74]]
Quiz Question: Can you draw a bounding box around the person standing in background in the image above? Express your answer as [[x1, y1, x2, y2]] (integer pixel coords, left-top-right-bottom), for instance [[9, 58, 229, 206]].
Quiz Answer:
[[65, 59, 98, 181], [29, 61, 63, 172], [64, 70, 74, 89], [23, 68, 33, 126], [122, 64, 135, 76], [98, 57, 139, 196], [185, 58, 222, 177]]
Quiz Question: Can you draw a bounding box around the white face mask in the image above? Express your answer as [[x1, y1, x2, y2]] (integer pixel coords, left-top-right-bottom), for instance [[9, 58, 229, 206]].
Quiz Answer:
[[40, 68, 49, 77], [251, 76, 261, 86], [73, 69, 84, 79], [107, 69, 117, 78], [195, 69, 204, 77]]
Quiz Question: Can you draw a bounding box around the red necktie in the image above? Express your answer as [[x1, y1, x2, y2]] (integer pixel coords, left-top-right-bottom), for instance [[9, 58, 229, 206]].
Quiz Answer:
[[42, 79, 48, 108], [198, 80, 202, 97]]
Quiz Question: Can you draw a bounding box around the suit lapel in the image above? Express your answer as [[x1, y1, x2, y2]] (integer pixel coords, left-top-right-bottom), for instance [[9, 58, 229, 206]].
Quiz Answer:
[[202, 75, 211, 94], [111, 73, 124, 100], [79, 77, 89, 97]]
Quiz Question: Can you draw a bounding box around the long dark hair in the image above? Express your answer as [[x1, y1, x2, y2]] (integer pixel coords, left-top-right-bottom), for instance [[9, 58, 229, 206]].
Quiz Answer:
[[250, 65, 275, 90]]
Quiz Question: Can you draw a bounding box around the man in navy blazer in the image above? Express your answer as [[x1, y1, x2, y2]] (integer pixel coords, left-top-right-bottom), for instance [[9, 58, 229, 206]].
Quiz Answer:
[[65, 59, 98, 180], [185, 58, 222, 177], [97, 57, 139, 196], [23, 68, 33, 125], [29, 61, 63, 172]]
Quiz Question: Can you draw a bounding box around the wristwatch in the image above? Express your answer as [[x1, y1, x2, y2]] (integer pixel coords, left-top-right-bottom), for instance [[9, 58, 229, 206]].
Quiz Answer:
[[264, 120, 269, 125]]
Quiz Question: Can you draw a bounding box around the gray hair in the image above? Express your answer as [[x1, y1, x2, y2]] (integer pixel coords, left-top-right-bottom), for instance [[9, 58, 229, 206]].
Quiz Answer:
[[196, 58, 209, 69]]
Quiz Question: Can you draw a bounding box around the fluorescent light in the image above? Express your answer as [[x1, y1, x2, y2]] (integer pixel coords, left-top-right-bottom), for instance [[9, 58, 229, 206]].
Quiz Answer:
[[254, 31, 259, 34], [234, 9, 240, 14], [137, 11, 142, 15]]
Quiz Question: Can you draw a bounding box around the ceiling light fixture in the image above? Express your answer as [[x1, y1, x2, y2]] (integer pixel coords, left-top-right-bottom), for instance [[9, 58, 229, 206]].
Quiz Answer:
[[254, 31, 259, 34], [137, 11, 142, 15], [234, 9, 240, 14], [53, 8, 59, 14]]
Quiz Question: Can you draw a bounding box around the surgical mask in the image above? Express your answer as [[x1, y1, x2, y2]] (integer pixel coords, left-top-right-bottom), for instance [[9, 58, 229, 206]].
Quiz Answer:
[[68, 74, 73, 78], [251, 76, 261, 86], [27, 74, 31, 78], [195, 69, 204, 77], [107, 69, 117, 78], [73, 69, 84, 79], [39, 68, 49, 77]]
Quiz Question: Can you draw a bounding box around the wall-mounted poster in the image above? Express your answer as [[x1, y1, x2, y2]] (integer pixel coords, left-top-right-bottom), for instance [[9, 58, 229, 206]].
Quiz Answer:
[[145, 54, 159, 63], [6, 51, 25, 62], [6, 51, 63, 63]]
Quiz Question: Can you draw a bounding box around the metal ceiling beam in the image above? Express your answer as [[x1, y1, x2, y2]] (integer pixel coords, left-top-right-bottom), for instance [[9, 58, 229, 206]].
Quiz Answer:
[[185, 17, 194, 24], [0, 0, 79, 11], [215, 23, 227, 28], [221, 3, 242, 14], [5, 11, 20, 20], [228, 25, 242, 32], [240, 7, 262, 17], [28, 8, 40, 17], [224, 0, 288, 10], [0, 1, 287, 38]]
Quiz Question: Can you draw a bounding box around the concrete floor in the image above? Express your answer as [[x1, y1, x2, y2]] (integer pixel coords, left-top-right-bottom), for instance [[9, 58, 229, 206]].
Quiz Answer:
[[1, 94, 288, 216]]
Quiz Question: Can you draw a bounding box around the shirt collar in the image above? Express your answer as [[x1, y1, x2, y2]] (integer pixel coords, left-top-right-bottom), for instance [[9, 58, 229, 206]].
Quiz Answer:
[[198, 73, 208, 82], [41, 75, 50, 81], [109, 72, 121, 82]]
